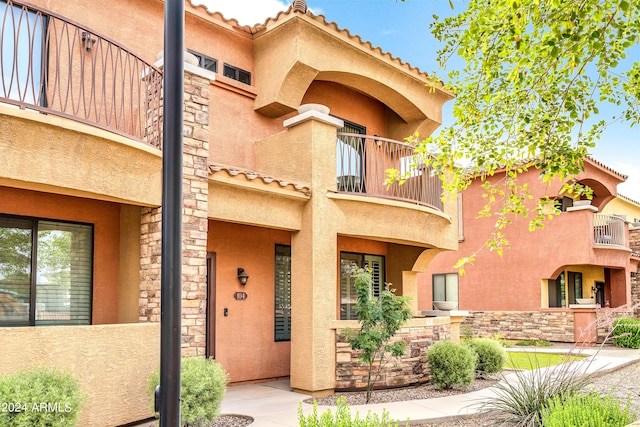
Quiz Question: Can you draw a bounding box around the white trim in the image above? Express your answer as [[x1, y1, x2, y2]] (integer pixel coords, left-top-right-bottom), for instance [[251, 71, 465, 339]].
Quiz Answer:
[[283, 110, 343, 129]]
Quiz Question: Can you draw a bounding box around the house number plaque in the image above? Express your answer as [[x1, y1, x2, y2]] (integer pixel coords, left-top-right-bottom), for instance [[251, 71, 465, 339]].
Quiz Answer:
[[234, 292, 248, 301]]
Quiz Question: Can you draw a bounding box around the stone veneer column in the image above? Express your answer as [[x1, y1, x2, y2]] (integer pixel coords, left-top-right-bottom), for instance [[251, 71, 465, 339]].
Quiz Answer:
[[139, 52, 214, 356], [630, 227, 640, 316]]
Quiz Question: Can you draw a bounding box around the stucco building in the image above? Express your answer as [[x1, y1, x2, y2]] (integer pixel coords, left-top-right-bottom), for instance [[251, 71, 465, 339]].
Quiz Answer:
[[0, 0, 460, 424], [421, 158, 640, 344]]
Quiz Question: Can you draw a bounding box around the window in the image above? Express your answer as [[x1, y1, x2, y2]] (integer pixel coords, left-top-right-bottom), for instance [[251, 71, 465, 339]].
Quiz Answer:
[[336, 120, 366, 193], [567, 271, 583, 304], [274, 244, 291, 342], [548, 272, 566, 307], [554, 196, 574, 212], [339, 252, 384, 320], [432, 273, 458, 309], [187, 49, 218, 73], [1, 1, 48, 105], [0, 215, 93, 326], [223, 63, 251, 85]]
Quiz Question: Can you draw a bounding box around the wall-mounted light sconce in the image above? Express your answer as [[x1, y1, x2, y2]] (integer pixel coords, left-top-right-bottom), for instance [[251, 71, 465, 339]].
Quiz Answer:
[[237, 268, 249, 286], [82, 32, 96, 52]]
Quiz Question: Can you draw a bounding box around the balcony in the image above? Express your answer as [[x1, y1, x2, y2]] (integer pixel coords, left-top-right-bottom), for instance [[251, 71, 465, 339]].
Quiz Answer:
[[336, 133, 443, 211], [593, 214, 626, 247], [1, 0, 162, 148]]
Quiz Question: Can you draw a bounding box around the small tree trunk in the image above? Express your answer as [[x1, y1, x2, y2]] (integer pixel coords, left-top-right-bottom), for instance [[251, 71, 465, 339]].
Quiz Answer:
[[366, 360, 374, 403]]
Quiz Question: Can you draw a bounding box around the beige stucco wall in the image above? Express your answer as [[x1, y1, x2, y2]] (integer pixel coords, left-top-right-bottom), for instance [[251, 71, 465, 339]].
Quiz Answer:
[[253, 15, 453, 137], [602, 196, 640, 222], [119, 205, 143, 323], [0, 323, 160, 427], [1, 106, 162, 206], [208, 178, 309, 231]]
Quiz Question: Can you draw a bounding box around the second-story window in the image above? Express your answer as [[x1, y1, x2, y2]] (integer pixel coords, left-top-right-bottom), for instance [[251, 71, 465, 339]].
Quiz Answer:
[[1, 0, 48, 106], [336, 120, 366, 193], [223, 63, 251, 85], [188, 49, 218, 73]]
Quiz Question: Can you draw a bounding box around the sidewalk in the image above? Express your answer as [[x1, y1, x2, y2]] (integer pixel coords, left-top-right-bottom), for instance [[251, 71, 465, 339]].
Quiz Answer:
[[220, 346, 640, 426]]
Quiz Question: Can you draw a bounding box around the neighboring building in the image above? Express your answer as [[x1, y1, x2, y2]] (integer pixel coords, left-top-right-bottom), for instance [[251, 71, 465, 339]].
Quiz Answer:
[[420, 158, 640, 344], [0, 0, 459, 424]]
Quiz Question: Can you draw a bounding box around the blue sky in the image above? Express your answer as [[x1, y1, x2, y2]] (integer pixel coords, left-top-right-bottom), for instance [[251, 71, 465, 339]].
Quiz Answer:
[[196, 0, 640, 200]]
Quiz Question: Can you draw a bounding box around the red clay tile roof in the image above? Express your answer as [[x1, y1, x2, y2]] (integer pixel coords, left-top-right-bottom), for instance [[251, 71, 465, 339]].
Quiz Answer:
[[585, 156, 628, 180], [185, 1, 440, 84], [208, 164, 311, 195]]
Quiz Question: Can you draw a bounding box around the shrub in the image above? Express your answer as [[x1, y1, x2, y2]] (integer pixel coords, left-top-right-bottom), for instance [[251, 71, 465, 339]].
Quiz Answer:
[[427, 341, 475, 389], [612, 317, 640, 349], [148, 357, 228, 427], [467, 338, 506, 375], [298, 396, 406, 427], [515, 339, 552, 347], [0, 368, 85, 427], [476, 349, 592, 426], [541, 391, 635, 427]]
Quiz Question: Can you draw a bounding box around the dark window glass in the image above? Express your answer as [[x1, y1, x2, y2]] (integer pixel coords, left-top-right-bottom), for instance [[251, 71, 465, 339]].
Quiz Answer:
[[223, 63, 251, 85], [187, 49, 218, 73]]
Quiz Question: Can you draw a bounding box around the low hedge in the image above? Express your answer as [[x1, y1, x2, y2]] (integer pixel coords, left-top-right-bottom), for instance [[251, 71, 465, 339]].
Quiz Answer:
[[612, 317, 640, 349]]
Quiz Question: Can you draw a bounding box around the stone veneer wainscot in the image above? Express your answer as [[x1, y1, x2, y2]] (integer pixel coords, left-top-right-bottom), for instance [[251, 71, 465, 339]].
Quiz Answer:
[[332, 317, 451, 391]]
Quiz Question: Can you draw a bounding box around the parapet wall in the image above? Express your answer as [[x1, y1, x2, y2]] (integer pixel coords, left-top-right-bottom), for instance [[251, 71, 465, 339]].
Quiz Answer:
[[333, 317, 451, 391]]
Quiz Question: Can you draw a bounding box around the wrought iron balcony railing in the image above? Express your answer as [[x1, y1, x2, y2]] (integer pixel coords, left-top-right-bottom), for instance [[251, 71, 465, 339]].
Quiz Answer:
[[593, 214, 626, 247], [336, 133, 443, 211], [1, 0, 162, 148]]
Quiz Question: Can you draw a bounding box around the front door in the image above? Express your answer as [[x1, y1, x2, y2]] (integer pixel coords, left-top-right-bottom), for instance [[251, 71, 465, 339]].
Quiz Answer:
[[206, 252, 216, 358], [595, 281, 605, 307]]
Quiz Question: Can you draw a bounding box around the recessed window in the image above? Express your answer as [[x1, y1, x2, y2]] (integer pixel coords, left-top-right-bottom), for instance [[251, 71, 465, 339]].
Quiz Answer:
[[0, 215, 93, 326], [339, 252, 385, 320], [432, 273, 458, 309], [336, 120, 366, 193], [187, 49, 218, 73], [274, 244, 291, 342], [223, 63, 251, 85]]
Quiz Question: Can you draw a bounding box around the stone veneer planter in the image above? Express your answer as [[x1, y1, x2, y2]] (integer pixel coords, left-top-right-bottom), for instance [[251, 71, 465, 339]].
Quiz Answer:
[[463, 310, 576, 342], [332, 317, 451, 391]]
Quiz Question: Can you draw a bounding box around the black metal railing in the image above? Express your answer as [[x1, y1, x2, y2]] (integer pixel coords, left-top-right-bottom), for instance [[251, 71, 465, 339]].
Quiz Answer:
[[336, 133, 443, 211], [1, 0, 162, 148]]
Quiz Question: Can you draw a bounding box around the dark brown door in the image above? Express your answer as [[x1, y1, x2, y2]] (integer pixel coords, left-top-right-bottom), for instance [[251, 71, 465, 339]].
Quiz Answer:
[[206, 252, 216, 358]]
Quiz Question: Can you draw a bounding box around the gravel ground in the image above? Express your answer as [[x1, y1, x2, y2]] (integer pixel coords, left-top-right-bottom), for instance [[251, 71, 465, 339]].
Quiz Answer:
[[304, 377, 500, 406]]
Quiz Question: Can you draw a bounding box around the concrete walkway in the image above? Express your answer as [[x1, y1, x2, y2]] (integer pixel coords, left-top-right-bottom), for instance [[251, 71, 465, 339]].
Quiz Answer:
[[220, 346, 640, 426]]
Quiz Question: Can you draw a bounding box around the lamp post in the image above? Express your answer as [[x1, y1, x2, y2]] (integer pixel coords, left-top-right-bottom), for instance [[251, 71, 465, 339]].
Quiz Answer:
[[160, 0, 184, 425]]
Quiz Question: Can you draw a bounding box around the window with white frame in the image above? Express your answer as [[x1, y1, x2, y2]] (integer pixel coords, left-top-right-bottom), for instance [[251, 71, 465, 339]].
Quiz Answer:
[[432, 273, 458, 309]]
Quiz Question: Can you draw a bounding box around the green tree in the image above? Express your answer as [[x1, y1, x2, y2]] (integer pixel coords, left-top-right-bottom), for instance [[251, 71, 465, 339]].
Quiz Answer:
[[341, 268, 412, 404], [394, 0, 639, 270]]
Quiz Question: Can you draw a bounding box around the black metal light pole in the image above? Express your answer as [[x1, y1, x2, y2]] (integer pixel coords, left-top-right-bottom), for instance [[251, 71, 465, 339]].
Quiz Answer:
[[160, 0, 184, 426]]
